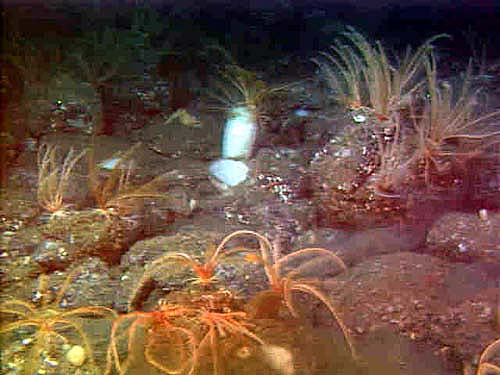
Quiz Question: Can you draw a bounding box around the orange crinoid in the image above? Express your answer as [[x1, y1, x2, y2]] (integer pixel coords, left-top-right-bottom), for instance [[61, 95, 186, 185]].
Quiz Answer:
[[107, 290, 264, 375], [129, 230, 266, 309], [197, 307, 264, 374], [115, 229, 357, 374], [106, 302, 199, 375], [236, 230, 358, 360]]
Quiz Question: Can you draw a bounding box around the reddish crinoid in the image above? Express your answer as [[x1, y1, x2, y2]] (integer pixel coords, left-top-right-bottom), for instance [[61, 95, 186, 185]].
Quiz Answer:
[[197, 307, 264, 374], [107, 289, 264, 375], [106, 302, 198, 375], [241, 231, 358, 360], [120, 230, 356, 373]]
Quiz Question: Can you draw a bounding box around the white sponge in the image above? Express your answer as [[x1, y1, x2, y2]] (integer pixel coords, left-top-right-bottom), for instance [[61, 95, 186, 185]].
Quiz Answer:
[[222, 106, 257, 159]]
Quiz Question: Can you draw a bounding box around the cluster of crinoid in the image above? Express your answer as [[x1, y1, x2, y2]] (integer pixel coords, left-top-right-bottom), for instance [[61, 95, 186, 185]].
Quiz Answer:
[[107, 288, 265, 375], [0, 268, 116, 375], [107, 229, 358, 375], [312, 28, 500, 226]]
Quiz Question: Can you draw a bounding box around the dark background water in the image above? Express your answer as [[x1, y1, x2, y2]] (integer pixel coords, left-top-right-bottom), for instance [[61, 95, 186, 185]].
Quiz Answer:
[[4, 0, 499, 66]]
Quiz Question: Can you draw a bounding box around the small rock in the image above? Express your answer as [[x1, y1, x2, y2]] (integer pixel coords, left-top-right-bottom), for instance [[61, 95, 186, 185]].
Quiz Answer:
[[260, 345, 294, 375], [66, 345, 86, 367]]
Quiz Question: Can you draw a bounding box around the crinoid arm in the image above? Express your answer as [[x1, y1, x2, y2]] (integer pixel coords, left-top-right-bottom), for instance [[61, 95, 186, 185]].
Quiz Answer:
[[212, 230, 277, 286], [106, 312, 147, 375], [209, 64, 289, 110], [201, 311, 264, 346], [106, 309, 198, 375], [478, 363, 500, 375], [128, 253, 198, 310], [0, 319, 40, 334], [131, 230, 277, 304], [282, 278, 357, 361], [60, 305, 117, 319], [198, 310, 264, 375], [37, 144, 86, 213], [208, 230, 270, 265], [275, 247, 347, 282], [477, 339, 500, 375], [144, 323, 198, 375], [51, 317, 99, 370], [142, 253, 199, 280], [0, 299, 37, 318]]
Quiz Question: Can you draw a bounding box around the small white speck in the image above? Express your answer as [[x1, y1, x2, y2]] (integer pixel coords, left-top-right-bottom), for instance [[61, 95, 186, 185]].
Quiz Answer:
[[352, 114, 367, 123]]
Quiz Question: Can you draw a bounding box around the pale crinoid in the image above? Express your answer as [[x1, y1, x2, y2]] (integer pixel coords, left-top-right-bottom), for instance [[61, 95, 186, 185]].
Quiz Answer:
[[37, 143, 86, 213]]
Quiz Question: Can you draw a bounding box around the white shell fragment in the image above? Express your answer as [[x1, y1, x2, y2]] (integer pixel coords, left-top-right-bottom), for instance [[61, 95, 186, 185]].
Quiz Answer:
[[352, 114, 367, 123], [99, 157, 122, 170], [294, 109, 310, 117]]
